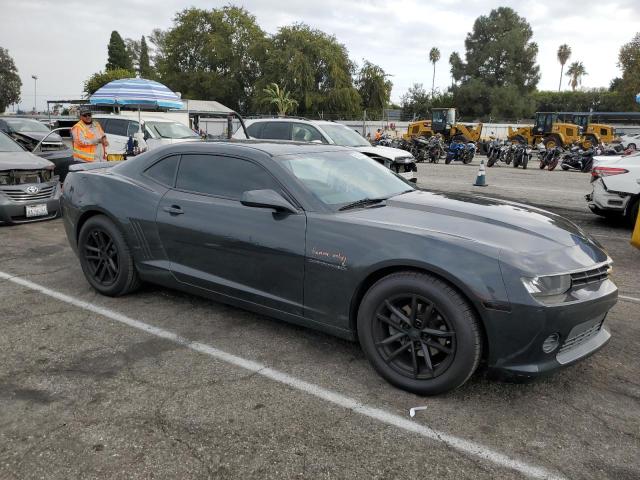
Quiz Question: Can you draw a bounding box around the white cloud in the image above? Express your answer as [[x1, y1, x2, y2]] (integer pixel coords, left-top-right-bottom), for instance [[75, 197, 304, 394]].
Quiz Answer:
[[0, 0, 637, 111]]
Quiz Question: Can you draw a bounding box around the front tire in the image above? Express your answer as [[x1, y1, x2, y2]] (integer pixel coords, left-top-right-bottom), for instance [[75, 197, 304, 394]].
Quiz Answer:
[[357, 272, 482, 395], [78, 215, 141, 297]]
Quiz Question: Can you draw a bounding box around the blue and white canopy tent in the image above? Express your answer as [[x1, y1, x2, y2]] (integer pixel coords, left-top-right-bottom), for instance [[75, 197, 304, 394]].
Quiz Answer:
[[89, 78, 183, 132]]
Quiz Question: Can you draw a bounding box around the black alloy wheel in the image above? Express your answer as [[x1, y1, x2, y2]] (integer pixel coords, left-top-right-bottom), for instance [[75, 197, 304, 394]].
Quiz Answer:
[[78, 215, 141, 296], [358, 272, 482, 395], [84, 228, 119, 286], [372, 294, 456, 380]]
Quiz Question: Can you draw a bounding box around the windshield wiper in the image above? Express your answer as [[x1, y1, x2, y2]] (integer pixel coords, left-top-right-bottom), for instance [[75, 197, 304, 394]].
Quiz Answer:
[[338, 197, 387, 211]]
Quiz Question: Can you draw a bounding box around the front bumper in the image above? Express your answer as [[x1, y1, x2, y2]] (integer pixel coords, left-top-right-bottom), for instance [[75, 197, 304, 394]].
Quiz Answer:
[[0, 182, 61, 225], [484, 278, 617, 381]]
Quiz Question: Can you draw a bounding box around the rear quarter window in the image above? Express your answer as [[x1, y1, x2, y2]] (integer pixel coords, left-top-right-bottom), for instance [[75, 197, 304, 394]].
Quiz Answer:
[[247, 122, 265, 138], [144, 155, 180, 187]]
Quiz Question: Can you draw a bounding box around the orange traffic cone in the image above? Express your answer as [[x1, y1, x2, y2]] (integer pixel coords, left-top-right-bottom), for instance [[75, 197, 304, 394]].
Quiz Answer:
[[473, 158, 488, 187]]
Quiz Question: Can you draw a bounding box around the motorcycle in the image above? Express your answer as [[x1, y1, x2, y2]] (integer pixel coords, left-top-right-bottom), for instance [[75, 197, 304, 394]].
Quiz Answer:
[[485, 138, 502, 166], [539, 146, 563, 171], [445, 140, 466, 164], [561, 146, 595, 172], [409, 136, 430, 162], [512, 143, 532, 169], [462, 141, 476, 164], [426, 136, 446, 163]]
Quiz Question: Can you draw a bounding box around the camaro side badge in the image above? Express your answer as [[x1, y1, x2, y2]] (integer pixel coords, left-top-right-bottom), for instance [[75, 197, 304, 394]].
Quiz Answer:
[[310, 247, 348, 269]]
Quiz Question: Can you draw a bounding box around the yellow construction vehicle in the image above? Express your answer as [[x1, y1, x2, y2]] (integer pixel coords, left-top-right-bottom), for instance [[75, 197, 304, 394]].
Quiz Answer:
[[508, 112, 581, 149], [403, 108, 482, 142], [570, 113, 616, 148]]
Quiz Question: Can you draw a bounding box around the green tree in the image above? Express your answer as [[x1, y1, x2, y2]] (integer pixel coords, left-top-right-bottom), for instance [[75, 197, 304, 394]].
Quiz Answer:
[[557, 44, 571, 92], [429, 47, 440, 96], [106, 31, 134, 71], [84, 68, 135, 96], [155, 6, 268, 111], [532, 89, 624, 112], [356, 60, 392, 117], [617, 33, 640, 110], [565, 61, 587, 91], [261, 83, 298, 116], [0, 46, 21, 112], [257, 23, 361, 116], [138, 36, 154, 78], [400, 83, 454, 120], [449, 7, 539, 119]]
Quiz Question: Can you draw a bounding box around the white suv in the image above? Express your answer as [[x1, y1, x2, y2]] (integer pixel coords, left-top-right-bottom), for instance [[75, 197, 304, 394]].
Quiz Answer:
[[233, 118, 417, 182], [587, 152, 640, 225]]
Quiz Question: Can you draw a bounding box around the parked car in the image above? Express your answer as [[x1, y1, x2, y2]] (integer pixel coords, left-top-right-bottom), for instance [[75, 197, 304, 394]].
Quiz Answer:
[[62, 141, 616, 395], [616, 133, 640, 151], [233, 118, 417, 182], [0, 117, 76, 181], [93, 115, 200, 155], [0, 131, 61, 225], [586, 151, 640, 225]]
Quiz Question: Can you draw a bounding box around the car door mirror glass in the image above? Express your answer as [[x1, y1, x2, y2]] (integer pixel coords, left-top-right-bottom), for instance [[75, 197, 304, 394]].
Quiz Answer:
[[241, 189, 297, 213]]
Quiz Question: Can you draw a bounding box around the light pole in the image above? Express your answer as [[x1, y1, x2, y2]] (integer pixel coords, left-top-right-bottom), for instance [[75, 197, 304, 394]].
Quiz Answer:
[[31, 75, 38, 113]]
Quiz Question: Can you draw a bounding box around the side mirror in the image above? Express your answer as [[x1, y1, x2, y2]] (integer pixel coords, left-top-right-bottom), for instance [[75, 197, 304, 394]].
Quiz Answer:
[[241, 189, 297, 214]]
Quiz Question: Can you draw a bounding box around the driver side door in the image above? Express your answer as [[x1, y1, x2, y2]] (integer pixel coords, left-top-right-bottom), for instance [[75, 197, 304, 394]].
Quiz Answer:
[[155, 153, 307, 315]]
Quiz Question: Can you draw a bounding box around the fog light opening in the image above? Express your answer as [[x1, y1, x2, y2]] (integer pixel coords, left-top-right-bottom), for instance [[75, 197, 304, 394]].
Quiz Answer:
[[542, 333, 560, 354]]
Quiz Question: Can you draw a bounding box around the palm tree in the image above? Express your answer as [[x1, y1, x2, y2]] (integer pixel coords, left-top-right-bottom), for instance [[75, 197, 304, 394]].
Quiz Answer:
[[557, 44, 571, 92], [565, 61, 587, 91], [261, 83, 298, 116], [429, 47, 441, 97]]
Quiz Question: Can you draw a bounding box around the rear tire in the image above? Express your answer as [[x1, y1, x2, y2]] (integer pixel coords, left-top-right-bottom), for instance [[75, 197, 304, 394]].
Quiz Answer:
[[357, 272, 482, 395], [78, 215, 141, 297]]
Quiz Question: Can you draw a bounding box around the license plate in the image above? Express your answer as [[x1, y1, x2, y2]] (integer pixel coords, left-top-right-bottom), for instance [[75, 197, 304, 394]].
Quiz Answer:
[[26, 204, 48, 218]]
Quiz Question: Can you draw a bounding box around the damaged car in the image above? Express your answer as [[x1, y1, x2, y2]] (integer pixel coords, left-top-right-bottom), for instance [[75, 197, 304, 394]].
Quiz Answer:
[[0, 131, 61, 225], [0, 117, 75, 181]]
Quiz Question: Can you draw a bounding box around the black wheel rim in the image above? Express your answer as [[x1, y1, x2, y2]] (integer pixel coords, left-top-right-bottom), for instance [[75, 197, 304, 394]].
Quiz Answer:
[[373, 294, 456, 380], [84, 228, 119, 286]]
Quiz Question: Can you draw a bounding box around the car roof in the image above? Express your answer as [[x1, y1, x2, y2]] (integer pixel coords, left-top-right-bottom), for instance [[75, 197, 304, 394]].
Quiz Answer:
[[93, 115, 175, 123], [245, 118, 343, 127], [159, 139, 353, 157]]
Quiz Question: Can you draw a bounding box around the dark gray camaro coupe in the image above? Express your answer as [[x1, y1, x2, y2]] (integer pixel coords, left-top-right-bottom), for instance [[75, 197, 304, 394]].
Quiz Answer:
[[61, 141, 617, 394]]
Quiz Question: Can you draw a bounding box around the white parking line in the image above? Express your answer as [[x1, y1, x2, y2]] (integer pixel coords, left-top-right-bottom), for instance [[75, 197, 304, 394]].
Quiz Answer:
[[620, 295, 640, 304], [0, 270, 564, 480]]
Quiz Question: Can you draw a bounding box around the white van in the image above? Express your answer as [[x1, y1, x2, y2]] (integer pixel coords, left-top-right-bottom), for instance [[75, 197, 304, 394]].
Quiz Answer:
[[93, 115, 201, 155]]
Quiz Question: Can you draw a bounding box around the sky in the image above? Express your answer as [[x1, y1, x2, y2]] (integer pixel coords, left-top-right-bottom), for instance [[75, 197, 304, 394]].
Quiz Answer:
[[1, 0, 638, 111]]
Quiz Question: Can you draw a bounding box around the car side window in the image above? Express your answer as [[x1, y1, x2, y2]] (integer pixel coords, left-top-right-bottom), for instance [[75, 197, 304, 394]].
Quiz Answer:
[[127, 121, 141, 136], [292, 124, 325, 143], [246, 122, 265, 138], [144, 155, 180, 187], [176, 154, 282, 200], [106, 119, 128, 136], [261, 122, 291, 140], [98, 119, 110, 133]]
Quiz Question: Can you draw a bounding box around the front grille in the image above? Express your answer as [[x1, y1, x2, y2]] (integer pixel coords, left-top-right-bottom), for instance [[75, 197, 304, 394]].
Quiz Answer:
[[570, 265, 609, 288], [1, 185, 55, 203], [559, 317, 604, 354]]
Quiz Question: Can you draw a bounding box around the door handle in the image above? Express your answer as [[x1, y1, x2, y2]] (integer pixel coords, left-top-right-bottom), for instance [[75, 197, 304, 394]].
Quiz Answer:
[[162, 205, 184, 215]]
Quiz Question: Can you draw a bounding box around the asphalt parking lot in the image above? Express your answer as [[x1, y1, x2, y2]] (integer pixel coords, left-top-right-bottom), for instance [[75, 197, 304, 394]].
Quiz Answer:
[[1, 158, 639, 480]]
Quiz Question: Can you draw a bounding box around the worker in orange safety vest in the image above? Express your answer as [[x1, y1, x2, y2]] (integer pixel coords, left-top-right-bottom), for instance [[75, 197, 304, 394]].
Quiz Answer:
[[71, 107, 108, 162]]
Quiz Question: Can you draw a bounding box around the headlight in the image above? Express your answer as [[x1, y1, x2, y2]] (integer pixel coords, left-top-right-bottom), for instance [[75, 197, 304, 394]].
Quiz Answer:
[[521, 274, 571, 297]]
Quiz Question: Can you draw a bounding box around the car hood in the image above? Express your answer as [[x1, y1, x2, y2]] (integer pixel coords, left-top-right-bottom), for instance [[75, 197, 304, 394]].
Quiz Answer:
[[13, 131, 63, 143], [0, 151, 55, 170], [355, 145, 413, 160], [344, 190, 591, 253]]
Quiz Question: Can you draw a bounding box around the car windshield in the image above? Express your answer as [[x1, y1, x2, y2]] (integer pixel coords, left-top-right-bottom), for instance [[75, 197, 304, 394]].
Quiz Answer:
[[0, 132, 25, 152], [279, 150, 414, 209], [145, 121, 199, 139], [321, 124, 370, 147], [6, 118, 51, 133]]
